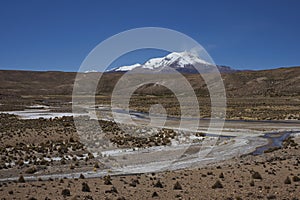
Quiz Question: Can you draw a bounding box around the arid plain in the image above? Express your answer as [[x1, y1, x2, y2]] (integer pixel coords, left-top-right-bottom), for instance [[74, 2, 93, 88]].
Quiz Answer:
[[0, 67, 299, 199]]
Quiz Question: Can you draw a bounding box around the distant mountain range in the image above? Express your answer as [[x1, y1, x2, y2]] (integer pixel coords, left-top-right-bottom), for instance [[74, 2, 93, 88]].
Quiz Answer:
[[108, 51, 238, 74]]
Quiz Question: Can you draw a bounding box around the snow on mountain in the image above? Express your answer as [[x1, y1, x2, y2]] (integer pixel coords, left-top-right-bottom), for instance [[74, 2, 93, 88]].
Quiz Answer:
[[110, 51, 236, 73], [111, 51, 210, 72], [84, 70, 98, 73], [114, 63, 142, 71], [143, 58, 163, 69], [154, 51, 211, 67]]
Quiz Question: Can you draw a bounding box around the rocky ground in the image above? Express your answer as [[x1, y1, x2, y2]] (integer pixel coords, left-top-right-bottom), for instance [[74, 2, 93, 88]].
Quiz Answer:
[[0, 114, 104, 180], [0, 113, 183, 181], [0, 133, 299, 200], [0, 96, 300, 199]]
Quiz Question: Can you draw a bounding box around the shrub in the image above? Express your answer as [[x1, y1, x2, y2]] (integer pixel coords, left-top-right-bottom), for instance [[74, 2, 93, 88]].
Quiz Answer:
[[94, 162, 100, 168], [60, 159, 66, 165], [284, 176, 291, 184], [79, 173, 85, 179], [292, 176, 300, 182], [105, 186, 118, 194], [82, 182, 91, 192], [219, 172, 224, 179], [25, 166, 37, 174], [212, 180, 223, 189], [61, 189, 71, 197], [267, 195, 276, 200], [152, 191, 159, 198], [252, 171, 262, 180], [104, 175, 112, 185], [111, 186, 118, 194], [18, 175, 25, 183], [154, 180, 163, 188], [129, 180, 137, 187], [173, 181, 182, 190]]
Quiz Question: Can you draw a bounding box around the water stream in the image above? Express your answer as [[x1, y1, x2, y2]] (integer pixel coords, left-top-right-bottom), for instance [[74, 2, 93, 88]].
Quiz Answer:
[[252, 131, 296, 155]]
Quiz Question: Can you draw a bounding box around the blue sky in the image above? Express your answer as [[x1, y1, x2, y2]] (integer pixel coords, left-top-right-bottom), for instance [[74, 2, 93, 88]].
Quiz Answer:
[[0, 0, 300, 71]]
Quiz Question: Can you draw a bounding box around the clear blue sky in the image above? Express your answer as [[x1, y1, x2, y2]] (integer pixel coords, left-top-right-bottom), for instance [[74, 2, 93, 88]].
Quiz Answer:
[[0, 0, 300, 71]]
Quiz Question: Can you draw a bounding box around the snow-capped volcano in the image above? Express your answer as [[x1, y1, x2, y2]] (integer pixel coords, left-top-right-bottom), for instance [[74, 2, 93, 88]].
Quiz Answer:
[[110, 51, 236, 73], [142, 51, 211, 70]]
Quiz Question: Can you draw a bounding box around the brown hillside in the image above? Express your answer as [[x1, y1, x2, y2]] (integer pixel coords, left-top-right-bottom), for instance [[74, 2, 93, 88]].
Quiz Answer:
[[0, 67, 299, 97]]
